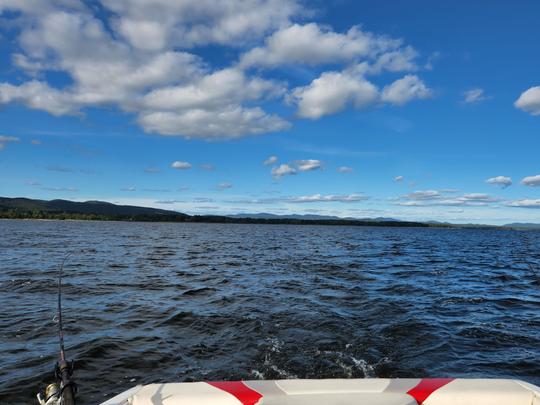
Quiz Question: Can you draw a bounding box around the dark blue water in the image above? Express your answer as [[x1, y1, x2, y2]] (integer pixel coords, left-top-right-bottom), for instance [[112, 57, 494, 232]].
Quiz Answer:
[[0, 220, 539, 404]]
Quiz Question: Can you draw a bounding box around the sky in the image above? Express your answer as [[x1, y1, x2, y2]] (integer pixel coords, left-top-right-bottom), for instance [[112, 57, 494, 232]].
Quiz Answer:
[[0, 0, 539, 225]]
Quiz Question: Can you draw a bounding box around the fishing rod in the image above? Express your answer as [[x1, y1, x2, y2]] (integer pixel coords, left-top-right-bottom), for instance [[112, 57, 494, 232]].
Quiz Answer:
[[37, 254, 77, 405]]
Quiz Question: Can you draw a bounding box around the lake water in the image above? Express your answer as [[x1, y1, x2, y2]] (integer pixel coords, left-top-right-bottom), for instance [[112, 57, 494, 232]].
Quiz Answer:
[[0, 219, 539, 404]]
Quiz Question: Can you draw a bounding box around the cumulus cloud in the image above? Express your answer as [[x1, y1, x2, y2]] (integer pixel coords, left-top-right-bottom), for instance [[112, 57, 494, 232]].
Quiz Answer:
[[289, 193, 368, 203], [507, 199, 540, 209], [0, 135, 20, 150], [102, 0, 300, 49], [200, 163, 215, 171], [515, 86, 540, 115], [121, 186, 136, 191], [296, 159, 322, 172], [271, 159, 323, 178], [264, 155, 278, 165], [338, 166, 353, 173], [0, 1, 433, 136], [137, 67, 289, 138], [290, 68, 378, 119], [521, 174, 540, 186], [139, 107, 289, 139], [290, 71, 431, 119], [369, 46, 418, 74], [271, 163, 297, 179], [171, 161, 192, 169], [242, 22, 429, 119], [381, 75, 432, 105], [394, 175, 404, 182], [486, 176, 512, 188], [464, 88, 488, 104], [0, 3, 292, 139], [240, 23, 417, 70], [0, 81, 77, 116], [141, 68, 282, 110]]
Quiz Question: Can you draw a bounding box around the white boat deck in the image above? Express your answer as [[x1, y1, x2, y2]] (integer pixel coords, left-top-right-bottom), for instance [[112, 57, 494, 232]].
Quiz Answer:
[[101, 378, 540, 405]]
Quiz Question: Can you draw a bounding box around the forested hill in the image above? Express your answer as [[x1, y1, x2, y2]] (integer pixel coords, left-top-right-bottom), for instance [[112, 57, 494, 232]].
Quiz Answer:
[[0, 197, 188, 221]]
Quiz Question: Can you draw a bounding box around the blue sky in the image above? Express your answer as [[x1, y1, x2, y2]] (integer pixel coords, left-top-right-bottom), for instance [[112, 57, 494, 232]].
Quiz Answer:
[[0, 0, 539, 224]]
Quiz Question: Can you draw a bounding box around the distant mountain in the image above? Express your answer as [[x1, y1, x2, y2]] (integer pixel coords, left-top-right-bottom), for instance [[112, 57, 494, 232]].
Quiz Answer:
[[0, 197, 188, 220], [230, 213, 345, 220], [504, 222, 540, 230], [230, 213, 401, 221]]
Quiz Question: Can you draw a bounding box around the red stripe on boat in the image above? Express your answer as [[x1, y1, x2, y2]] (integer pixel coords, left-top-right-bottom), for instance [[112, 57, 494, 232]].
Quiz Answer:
[[407, 378, 455, 404], [207, 381, 263, 405]]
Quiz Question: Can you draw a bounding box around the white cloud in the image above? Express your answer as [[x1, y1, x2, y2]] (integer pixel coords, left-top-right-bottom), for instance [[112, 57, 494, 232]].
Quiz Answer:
[[289, 193, 368, 203], [397, 190, 500, 207], [240, 23, 418, 71], [405, 190, 441, 200], [460, 193, 499, 203], [486, 176, 512, 188], [101, 0, 300, 49], [270, 159, 324, 178], [0, 135, 20, 150], [0, 81, 77, 115], [217, 182, 233, 190], [381, 75, 432, 105], [0, 5, 291, 140], [464, 88, 488, 103], [369, 46, 418, 74], [290, 69, 378, 119], [171, 161, 192, 169], [515, 86, 540, 115], [121, 186, 136, 192], [0, 1, 433, 137], [31, 139, 42, 145], [264, 155, 278, 166], [290, 72, 431, 120], [507, 199, 540, 209], [521, 174, 540, 187], [141, 68, 283, 111], [139, 107, 289, 139], [338, 166, 353, 173], [271, 163, 297, 179], [200, 163, 215, 171], [394, 175, 404, 182], [296, 159, 322, 172]]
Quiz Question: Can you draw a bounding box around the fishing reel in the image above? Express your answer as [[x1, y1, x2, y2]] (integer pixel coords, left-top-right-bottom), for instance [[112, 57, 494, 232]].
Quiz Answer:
[[37, 360, 77, 405], [37, 382, 62, 405]]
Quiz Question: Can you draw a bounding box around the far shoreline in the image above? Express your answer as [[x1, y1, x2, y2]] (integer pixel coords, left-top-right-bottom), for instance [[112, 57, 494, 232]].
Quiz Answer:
[[0, 216, 527, 231], [2, 197, 539, 230]]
